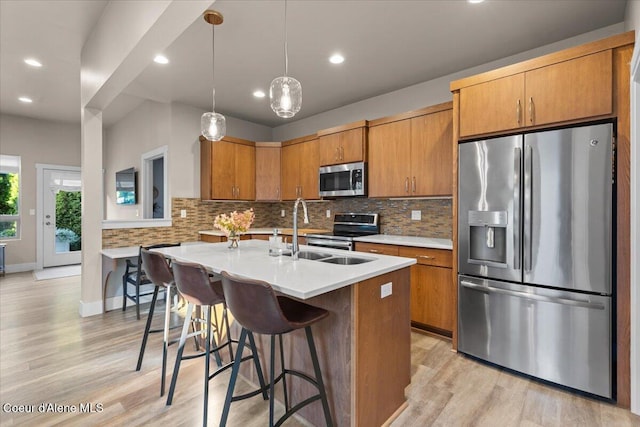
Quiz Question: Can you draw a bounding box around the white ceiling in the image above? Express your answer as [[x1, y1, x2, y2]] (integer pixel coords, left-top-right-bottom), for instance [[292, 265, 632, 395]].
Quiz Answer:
[[0, 0, 628, 128]]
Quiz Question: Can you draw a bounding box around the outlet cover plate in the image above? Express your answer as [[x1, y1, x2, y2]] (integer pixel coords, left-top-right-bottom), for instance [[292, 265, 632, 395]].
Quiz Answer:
[[381, 282, 392, 298], [411, 210, 421, 221]]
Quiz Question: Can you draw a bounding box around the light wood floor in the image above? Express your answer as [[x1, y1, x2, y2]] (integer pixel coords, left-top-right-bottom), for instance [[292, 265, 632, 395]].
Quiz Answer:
[[1, 272, 638, 427]]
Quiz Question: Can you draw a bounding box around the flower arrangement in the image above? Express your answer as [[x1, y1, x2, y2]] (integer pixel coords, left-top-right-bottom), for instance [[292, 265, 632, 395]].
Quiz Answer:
[[213, 208, 255, 237]]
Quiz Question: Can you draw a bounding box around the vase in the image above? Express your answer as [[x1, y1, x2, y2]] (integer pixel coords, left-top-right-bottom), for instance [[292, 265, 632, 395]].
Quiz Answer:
[[227, 233, 240, 249]]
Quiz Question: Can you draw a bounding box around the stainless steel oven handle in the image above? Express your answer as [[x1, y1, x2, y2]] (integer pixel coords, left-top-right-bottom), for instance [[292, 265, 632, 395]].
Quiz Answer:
[[460, 281, 605, 310]]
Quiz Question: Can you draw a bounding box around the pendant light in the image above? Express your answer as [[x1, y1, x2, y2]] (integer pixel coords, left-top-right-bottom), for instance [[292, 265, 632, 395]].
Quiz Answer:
[[201, 10, 226, 141], [270, 0, 302, 118]]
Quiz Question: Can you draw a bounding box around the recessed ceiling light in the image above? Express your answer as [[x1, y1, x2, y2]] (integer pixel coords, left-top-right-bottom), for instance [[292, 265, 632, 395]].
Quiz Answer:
[[253, 90, 266, 98], [153, 55, 169, 64], [329, 54, 345, 64], [18, 97, 33, 103], [24, 58, 42, 67], [468, 0, 485, 3]]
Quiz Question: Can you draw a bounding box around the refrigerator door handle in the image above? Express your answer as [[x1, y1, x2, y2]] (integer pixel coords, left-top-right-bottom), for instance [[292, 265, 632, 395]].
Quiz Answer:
[[460, 280, 605, 310], [513, 147, 521, 270], [523, 144, 533, 271]]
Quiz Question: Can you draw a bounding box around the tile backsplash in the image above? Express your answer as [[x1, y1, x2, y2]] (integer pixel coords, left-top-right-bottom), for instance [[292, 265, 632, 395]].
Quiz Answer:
[[102, 197, 452, 248]]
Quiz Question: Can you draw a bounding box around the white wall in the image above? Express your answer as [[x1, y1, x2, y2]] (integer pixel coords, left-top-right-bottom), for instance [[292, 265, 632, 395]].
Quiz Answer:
[[104, 100, 171, 219], [273, 23, 624, 141], [0, 114, 80, 269], [105, 100, 272, 210]]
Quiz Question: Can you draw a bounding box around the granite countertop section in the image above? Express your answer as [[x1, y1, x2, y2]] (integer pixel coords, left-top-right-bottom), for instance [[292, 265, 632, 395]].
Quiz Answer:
[[153, 240, 415, 300], [199, 228, 330, 237], [353, 234, 453, 250]]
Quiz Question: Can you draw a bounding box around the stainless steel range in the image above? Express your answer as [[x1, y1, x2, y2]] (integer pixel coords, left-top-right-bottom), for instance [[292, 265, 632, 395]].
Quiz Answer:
[[305, 213, 379, 251]]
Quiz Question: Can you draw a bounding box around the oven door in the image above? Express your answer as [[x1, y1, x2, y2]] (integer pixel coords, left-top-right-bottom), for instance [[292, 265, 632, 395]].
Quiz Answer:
[[305, 237, 353, 251]]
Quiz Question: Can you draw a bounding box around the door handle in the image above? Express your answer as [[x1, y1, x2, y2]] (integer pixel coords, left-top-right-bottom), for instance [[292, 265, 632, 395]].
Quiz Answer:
[[340, 146, 344, 160], [405, 177, 409, 193], [45, 221, 51, 226], [412, 176, 416, 193], [524, 145, 533, 271], [529, 97, 534, 124], [516, 99, 521, 126], [460, 280, 605, 310], [513, 147, 521, 270]]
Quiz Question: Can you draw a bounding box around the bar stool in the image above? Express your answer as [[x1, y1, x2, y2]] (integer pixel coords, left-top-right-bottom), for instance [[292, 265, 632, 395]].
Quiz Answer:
[[168, 261, 268, 426], [219, 271, 333, 427], [137, 247, 182, 396]]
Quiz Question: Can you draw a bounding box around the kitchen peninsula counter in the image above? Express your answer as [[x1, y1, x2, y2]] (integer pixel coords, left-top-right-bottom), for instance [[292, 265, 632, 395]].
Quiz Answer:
[[153, 240, 415, 426]]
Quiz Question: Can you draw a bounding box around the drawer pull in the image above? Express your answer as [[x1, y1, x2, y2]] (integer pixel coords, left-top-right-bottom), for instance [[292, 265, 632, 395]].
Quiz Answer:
[[417, 255, 435, 260], [368, 249, 380, 253]]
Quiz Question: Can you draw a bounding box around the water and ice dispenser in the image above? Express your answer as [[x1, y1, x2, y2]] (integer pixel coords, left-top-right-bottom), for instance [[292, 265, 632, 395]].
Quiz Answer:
[[467, 210, 508, 267]]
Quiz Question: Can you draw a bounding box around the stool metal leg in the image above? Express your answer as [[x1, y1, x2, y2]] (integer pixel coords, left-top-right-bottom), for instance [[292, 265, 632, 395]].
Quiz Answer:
[[122, 277, 127, 312], [247, 331, 269, 400], [136, 285, 159, 371], [269, 334, 277, 427], [166, 302, 194, 405], [278, 334, 289, 412], [161, 285, 172, 396], [220, 327, 248, 426], [203, 305, 212, 427], [223, 305, 234, 362], [135, 276, 141, 320], [305, 326, 333, 427]]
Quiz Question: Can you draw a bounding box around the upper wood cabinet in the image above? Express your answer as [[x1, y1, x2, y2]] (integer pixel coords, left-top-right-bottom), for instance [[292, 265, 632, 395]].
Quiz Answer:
[[255, 143, 281, 201], [281, 136, 320, 201], [317, 121, 368, 166], [368, 103, 453, 198], [457, 49, 614, 138], [200, 136, 255, 200]]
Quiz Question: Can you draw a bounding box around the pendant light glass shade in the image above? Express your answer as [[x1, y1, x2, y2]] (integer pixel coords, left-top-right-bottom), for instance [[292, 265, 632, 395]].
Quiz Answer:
[[201, 11, 225, 141], [270, 0, 301, 118], [270, 76, 302, 118]]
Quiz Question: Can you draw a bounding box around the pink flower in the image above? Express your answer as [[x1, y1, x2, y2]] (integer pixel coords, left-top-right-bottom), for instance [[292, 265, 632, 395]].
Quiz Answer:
[[213, 209, 255, 236]]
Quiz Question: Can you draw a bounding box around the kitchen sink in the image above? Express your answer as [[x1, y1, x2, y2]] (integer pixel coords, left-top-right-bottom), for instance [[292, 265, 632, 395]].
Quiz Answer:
[[284, 251, 333, 260], [319, 256, 373, 265]]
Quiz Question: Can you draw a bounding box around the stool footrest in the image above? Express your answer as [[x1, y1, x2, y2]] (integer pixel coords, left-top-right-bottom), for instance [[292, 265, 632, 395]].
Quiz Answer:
[[274, 395, 322, 427]]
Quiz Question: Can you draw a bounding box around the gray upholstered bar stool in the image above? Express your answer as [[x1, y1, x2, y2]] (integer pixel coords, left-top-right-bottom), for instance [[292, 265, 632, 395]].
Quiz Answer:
[[137, 247, 181, 396], [168, 261, 268, 427], [219, 271, 333, 427]]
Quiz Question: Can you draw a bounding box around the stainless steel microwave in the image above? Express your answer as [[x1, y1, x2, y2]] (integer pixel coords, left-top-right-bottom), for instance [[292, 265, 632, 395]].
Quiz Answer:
[[319, 161, 366, 197]]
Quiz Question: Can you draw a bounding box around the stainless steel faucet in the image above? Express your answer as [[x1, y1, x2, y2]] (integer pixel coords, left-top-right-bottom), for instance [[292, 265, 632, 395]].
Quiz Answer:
[[292, 197, 309, 260]]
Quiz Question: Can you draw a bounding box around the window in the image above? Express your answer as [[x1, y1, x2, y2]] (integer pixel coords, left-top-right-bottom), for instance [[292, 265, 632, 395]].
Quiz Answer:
[[0, 154, 21, 239]]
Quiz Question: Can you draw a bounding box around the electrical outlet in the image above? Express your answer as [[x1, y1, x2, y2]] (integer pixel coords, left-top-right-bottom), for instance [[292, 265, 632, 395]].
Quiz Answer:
[[326, 209, 331, 218], [135, 209, 139, 217], [180, 209, 187, 218], [411, 210, 421, 221], [381, 282, 393, 299], [281, 209, 286, 217]]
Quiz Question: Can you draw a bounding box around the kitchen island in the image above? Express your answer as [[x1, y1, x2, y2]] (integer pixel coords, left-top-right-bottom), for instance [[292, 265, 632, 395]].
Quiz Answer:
[[154, 240, 415, 426]]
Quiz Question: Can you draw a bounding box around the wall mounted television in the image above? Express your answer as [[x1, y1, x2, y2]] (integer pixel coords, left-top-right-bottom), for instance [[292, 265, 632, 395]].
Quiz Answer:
[[116, 167, 137, 205]]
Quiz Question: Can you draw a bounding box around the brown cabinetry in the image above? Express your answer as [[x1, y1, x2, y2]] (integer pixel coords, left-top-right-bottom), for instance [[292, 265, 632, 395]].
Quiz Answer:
[[317, 121, 367, 166], [255, 143, 281, 201], [368, 103, 453, 197], [355, 242, 454, 335], [200, 136, 255, 200], [458, 50, 613, 138], [281, 136, 320, 200], [398, 246, 453, 335]]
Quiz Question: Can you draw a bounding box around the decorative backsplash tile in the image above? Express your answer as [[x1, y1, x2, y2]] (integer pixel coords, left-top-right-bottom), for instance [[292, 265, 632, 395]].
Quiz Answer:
[[102, 197, 452, 248]]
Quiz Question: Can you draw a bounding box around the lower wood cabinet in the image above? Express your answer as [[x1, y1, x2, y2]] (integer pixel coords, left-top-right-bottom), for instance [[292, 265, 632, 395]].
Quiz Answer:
[[356, 242, 454, 336]]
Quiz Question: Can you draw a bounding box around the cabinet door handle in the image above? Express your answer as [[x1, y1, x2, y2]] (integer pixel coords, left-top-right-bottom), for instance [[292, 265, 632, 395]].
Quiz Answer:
[[412, 176, 416, 193], [405, 177, 409, 193], [417, 255, 434, 260], [368, 249, 380, 253], [232, 186, 235, 197], [516, 99, 521, 125], [529, 97, 534, 124], [340, 146, 344, 160], [276, 187, 280, 199], [236, 186, 240, 198], [335, 147, 339, 161]]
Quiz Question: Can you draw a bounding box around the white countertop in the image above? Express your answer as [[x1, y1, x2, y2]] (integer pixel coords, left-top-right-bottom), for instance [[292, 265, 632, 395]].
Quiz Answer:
[[152, 240, 415, 300], [199, 228, 330, 236], [101, 241, 205, 259], [353, 235, 453, 250]]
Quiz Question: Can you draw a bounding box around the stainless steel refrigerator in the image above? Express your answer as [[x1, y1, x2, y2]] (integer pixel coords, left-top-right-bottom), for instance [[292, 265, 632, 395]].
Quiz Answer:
[[457, 123, 614, 399]]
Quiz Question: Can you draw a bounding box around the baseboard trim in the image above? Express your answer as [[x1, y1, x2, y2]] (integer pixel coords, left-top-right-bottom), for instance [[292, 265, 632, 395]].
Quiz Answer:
[[79, 300, 103, 317], [5, 262, 37, 274]]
